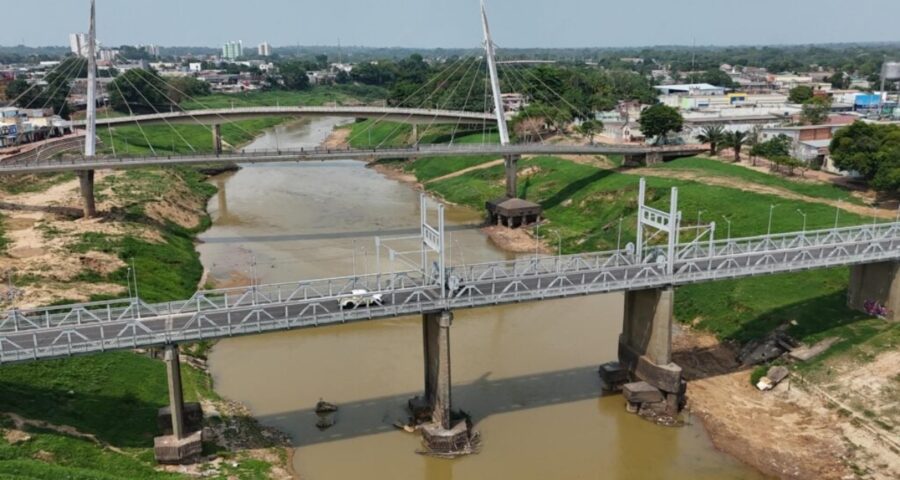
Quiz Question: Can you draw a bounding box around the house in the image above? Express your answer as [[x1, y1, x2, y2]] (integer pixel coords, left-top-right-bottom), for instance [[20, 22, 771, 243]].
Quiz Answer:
[[653, 83, 727, 96]]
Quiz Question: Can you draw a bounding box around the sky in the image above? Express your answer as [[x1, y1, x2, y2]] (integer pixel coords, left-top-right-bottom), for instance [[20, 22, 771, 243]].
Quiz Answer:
[[5, 0, 900, 49]]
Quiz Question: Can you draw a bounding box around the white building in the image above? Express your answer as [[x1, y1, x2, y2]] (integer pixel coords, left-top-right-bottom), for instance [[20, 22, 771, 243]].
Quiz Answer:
[[653, 83, 727, 96], [258, 42, 272, 57], [68, 33, 90, 57], [222, 41, 243, 60]]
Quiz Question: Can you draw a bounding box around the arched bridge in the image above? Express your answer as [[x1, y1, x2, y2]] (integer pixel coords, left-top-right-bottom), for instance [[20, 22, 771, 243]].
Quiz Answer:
[[72, 106, 497, 128]]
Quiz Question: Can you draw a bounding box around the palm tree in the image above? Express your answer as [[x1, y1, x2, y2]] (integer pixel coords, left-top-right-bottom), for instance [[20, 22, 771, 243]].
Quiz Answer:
[[696, 125, 726, 156], [724, 130, 748, 162]]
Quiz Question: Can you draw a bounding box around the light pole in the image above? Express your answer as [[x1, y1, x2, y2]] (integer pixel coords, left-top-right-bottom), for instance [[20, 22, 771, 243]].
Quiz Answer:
[[834, 202, 841, 230], [534, 222, 541, 258], [551, 230, 562, 273], [351, 239, 357, 278], [767, 204, 777, 237], [697, 210, 704, 226], [796, 209, 807, 233], [721, 215, 732, 241], [616, 217, 624, 251]]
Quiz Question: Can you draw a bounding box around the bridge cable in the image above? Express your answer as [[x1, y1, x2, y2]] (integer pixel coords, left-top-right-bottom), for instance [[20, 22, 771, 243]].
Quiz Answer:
[[498, 62, 574, 142], [343, 54, 474, 148], [123, 63, 261, 144], [497, 63, 549, 145], [372, 56, 476, 149], [111, 62, 197, 153], [2, 58, 83, 109], [449, 57, 486, 145], [106, 73, 156, 155], [29, 59, 86, 163], [417, 57, 483, 146], [499, 52, 597, 121]]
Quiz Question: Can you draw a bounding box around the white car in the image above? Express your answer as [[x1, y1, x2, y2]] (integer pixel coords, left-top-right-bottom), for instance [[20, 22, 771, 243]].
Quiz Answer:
[[338, 289, 384, 309]]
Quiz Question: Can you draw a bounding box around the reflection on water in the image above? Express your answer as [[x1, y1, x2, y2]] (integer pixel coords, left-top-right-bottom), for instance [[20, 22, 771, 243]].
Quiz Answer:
[[203, 118, 766, 479]]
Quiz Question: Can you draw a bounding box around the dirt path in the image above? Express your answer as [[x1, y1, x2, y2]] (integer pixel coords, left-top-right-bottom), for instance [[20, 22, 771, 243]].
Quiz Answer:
[[625, 167, 896, 219], [674, 329, 900, 480], [425, 159, 505, 184]]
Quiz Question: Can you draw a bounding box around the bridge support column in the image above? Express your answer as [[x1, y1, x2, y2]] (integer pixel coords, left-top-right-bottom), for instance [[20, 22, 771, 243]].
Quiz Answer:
[[409, 310, 475, 454], [504, 155, 519, 198], [411, 124, 419, 145], [77, 170, 97, 218], [212, 124, 223, 155], [154, 344, 202, 464], [617, 287, 685, 417], [848, 261, 900, 322]]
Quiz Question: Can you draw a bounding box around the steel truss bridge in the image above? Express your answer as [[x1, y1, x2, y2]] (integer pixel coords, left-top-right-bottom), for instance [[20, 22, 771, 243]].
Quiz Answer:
[[0, 143, 707, 175], [1, 187, 897, 365]]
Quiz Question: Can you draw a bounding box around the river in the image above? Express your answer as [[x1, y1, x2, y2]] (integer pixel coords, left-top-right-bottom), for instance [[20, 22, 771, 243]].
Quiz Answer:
[[201, 118, 767, 479]]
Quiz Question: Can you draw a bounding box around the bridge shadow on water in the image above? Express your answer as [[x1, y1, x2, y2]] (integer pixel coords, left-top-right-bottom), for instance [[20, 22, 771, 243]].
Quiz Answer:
[[255, 365, 610, 448], [200, 223, 483, 244]]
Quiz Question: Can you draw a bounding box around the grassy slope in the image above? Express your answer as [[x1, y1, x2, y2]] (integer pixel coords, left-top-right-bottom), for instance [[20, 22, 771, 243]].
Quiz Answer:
[[423, 155, 897, 368], [0, 169, 274, 478], [649, 157, 865, 205]]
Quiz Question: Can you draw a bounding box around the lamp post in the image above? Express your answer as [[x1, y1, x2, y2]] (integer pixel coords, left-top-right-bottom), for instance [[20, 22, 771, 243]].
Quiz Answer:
[[551, 230, 562, 273], [767, 204, 777, 237], [796, 209, 807, 233], [834, 202, 841, 230], [721, 215, 732, 241], [616, 217, 624, 251], [697, 210, 704, 226]]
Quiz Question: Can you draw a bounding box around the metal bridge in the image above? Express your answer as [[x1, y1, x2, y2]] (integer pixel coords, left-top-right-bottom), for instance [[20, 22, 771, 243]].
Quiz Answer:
[[0, 143, 708, 175], [71, 106, 497, 129], [1, 182, 897, 365]]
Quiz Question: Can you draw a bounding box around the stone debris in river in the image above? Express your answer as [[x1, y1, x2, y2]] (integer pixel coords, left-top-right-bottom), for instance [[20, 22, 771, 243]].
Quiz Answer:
[[737, 327, 799, 366], [315, 399, 338, 414], [788, 337, 840, 362]]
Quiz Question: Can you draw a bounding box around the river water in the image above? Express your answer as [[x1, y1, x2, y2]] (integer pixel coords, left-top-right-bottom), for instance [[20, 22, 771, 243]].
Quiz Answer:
[[201, 118, 766, 480]]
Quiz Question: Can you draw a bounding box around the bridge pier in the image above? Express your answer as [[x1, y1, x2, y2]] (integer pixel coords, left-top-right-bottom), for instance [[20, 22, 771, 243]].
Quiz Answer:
[[77, 170, 97, 218], [848, 261, 899, 322], [212, 124, 223, 155], [154, 344, 203, 464], [504, 155, 519, 198], [616, 287, 685, 417], [409, 310, 474, 454]]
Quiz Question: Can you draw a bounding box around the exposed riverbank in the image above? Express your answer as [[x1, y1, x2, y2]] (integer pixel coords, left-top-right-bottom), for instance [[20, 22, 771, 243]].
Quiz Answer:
[[371, 149, 899, 479], [0, 166, 294, 478]]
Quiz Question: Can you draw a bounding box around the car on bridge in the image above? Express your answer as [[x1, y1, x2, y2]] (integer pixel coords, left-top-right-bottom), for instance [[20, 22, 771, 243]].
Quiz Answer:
[[338, 289, 385, 309]]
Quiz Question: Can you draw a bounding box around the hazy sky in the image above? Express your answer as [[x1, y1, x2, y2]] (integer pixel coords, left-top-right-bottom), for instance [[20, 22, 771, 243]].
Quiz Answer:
[[6, 0, 900, 49]]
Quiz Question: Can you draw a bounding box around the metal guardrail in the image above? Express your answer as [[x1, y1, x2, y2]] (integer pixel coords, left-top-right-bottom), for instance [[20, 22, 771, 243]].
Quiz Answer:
[[0, 143, 708, 175], [0, 222, 896, 364]]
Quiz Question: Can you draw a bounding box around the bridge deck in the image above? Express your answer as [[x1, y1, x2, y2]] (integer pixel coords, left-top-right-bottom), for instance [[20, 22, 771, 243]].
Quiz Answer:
[[0, 144, 707, 175], [0, 222, 896, 364]]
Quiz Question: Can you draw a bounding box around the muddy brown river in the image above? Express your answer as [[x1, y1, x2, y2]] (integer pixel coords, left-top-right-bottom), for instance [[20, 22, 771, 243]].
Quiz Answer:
[[201, 118, 767, 479]]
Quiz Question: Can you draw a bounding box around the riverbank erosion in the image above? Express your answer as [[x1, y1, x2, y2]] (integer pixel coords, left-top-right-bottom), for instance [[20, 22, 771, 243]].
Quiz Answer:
[[0, 166, 293, 478], [370, 147, 899, 479]]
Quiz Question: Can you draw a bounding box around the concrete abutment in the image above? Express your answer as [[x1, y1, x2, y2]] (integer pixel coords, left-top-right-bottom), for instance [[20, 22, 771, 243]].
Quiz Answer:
[[504, 154, 519, 199], [848, 260, 899, 322], [212, 124, 223, 155]]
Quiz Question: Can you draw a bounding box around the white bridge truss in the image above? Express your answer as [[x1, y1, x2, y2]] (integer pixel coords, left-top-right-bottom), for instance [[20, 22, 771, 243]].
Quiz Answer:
[[0, 202, 897, 364]]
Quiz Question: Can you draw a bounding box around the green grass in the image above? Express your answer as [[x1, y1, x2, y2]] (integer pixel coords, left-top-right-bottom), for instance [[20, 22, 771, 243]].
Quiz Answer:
[[650, 157, 864, 205], [179, 85, 387, 110], [0, 172, 76, 195], [424, 155, 889, 369]]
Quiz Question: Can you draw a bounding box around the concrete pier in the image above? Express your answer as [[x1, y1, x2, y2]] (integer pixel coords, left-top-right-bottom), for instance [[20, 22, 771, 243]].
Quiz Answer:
[[212, 124, 223, 155], [617, 287, 684, 416], [77, 170, 96, 218], [423, 310, 453, 428], [504, 155, 519, 198], [848, 260, 899, 322], [154, 344, 202, 464]]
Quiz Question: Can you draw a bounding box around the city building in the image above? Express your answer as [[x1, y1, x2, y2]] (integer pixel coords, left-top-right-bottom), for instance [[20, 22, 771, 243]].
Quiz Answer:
[[653, 83, 727, 96], [501, 93, 528, 114], [141, 44, 160, 57], [68, 33, 90, 57], [258, 42, 272, 57], [222, 41, 243, 60]]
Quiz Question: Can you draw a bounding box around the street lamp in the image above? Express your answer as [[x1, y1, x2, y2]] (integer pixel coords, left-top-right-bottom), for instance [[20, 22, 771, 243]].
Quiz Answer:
[[551, 230, 562, 257], [721, 215, 732, 241], [796, 209, 807, 233], [767, 204, 777, 237], [834, 202, 841, 230], [697, 210, 704, 226], [616, 217, 624, 251]]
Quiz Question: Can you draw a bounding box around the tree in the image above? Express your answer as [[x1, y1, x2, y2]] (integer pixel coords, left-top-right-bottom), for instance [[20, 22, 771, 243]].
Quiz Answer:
[[4, 78, 38, 106], [108, 68, 170, 114], [746, 125, 762, 166], [830, 121, 900, 193], [638, 104, 683, 144], [166, 76, 210, 104], [577, 119, 603, 144], [788, 85, 814, 104], [801, 95, 832, 125], [723, 130, 748, 162], [751, 134, 792, 159], [278, 61, 311, 91], [829, 71, 850, 89], [696, 124, 726, 155], [700, 69, 736, 88]]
